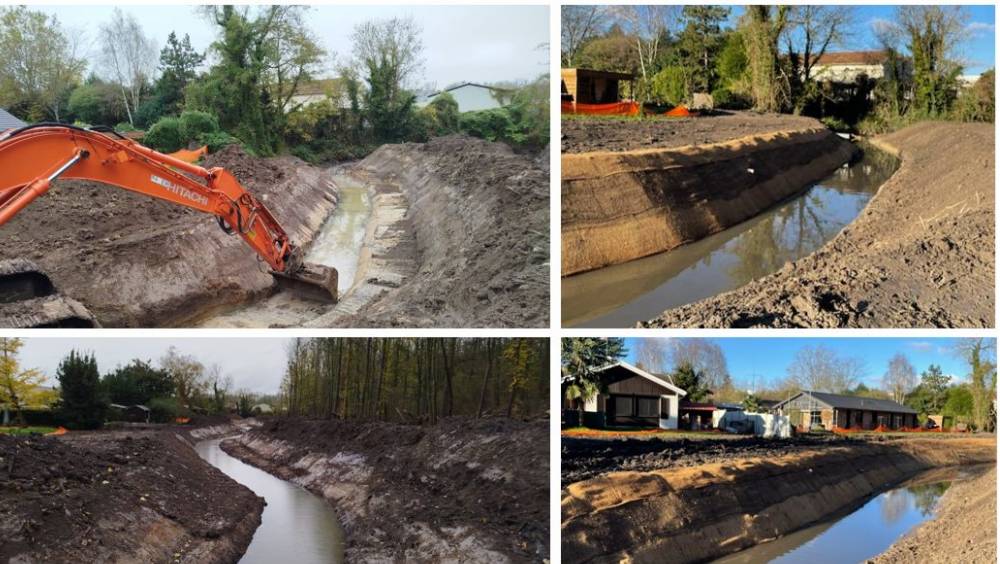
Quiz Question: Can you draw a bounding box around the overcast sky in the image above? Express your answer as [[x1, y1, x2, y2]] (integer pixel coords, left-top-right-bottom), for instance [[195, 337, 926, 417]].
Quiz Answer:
[[20, 338, 294, 395], [38, 5, 550, 88]]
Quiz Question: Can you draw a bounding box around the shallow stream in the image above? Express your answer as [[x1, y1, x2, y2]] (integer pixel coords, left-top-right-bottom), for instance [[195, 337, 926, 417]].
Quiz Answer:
[[195, 437, 346, 563], [562, 145, 899, 327]]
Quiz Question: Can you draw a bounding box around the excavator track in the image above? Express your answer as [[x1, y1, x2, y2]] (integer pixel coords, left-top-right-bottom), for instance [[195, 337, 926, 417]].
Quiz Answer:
[[0, 259, 98, 327]]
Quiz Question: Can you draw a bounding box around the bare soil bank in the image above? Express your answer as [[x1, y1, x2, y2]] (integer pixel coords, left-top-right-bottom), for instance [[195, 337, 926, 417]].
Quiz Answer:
[[871, 464, 996, 564], [222, 417, 549, 562], [334, 135, 550, 327], [561, 436, 995, 563], [561, 111, 822, 154], [644, 121, 995, 328], [0, 429, 263, 563], [0, 145, 337, 327], [562, 117, 856, 275]]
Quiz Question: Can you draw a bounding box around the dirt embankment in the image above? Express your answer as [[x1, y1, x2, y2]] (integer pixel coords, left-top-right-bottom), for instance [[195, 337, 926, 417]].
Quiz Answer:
[[561, 114, 856, 275], [871, 464, 996, 564], [561, 436, 996, 563], [221, 417, 549, 562], [0, 429, 264, 563], [0, 145, 337, 327], [332, 135, 550, 328], [644, 121, 995, 328]]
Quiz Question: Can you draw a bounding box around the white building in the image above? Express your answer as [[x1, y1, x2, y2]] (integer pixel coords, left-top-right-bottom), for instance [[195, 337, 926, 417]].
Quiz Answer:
[[416, 82, 510, 112], [811, 50, 891, 84]]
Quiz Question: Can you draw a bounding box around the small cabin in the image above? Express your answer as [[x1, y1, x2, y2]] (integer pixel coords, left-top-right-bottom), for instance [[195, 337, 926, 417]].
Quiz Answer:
[[773, 390, 917, 431], [565, 361, 686, 429]]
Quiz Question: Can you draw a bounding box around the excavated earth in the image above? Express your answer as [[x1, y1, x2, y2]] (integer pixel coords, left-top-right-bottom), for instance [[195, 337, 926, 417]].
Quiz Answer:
[[642, 121, 994, 328], [870, 464, 997, 564], [221, 417, 549, 563], [0, 145, 338, 327], [561, 435, 996, 563], [0, 427, 263, 563]]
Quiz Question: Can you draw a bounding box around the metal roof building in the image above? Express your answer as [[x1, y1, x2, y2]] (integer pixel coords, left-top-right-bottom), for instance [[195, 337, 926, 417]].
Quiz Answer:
[[0, 108, 26, 131], [773, 390, 917, 431]]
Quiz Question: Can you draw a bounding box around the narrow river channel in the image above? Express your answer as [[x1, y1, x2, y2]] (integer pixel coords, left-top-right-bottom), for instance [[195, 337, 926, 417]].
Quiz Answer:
[[711, 466, 985, 564], [195, 438, 345, 563], [562, 145, 899, 327]]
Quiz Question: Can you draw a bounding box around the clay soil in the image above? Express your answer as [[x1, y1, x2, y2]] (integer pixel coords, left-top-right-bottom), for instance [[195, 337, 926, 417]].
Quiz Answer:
[[561, 111, 821, 154], [224, 416, 550, 562], [0, 429, 263, 563], [338, 135, 550, 328], [871, 465, 997, 564], [643, 121, 994, 328]]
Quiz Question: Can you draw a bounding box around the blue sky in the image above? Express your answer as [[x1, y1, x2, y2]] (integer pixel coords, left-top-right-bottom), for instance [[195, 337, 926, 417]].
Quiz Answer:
[[623, 337, 993, 391], [715, 5, 994, 74]]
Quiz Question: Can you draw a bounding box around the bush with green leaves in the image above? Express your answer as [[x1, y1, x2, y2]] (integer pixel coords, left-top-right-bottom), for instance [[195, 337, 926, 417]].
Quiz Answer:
[[651, 66, 689, 106], [114, 122, 138, 132], [459, 108, 514, 142], [420, 92, 460, 137], [148, 397, 183, 423], [143, 117, 185, 153], [179, 110, 220, 141], [198, 131, 243, 153]]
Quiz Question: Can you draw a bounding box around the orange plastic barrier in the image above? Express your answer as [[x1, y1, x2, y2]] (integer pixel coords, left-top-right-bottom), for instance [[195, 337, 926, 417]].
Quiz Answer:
[[664, 105, 693, 117], [167, 145, 208, 163], [47, 426, 67, 435], [175, 417, 191, 424], [562, 101, 641, 117]]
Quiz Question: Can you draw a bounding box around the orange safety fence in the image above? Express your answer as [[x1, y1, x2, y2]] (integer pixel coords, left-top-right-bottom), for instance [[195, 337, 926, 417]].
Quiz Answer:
[[175, 417, 191, 424], [562, 101, 641, 117], [664, 105, 693, 118], [167, 145, 208, 163], [47, 426, 68, 436], [833, 425, 962, 434]]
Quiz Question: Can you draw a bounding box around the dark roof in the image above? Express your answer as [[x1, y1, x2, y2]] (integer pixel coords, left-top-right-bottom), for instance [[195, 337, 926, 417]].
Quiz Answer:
[[0, 108, 26, 130], [813, 50, 888, 66], [775, 390, 917, 414]]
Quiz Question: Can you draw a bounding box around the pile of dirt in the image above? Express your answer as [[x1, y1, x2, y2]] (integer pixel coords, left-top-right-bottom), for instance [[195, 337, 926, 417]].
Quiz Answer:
[[871, 465, 997, 564], [561, 111, 822, 154], [0, 430, 263, 562], [336, 135, 549, 327], [222, 416, 549, 562], [644, 121, 995, 327], [0, 145, 336, 327]]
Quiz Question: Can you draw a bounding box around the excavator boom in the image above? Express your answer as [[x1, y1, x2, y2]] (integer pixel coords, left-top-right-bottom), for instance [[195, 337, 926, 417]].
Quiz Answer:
[[0, 124, 337, 313]]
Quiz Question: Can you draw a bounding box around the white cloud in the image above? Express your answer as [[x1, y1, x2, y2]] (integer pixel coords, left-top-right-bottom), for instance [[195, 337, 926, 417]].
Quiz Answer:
[[966, 21, 996, 37], [906, 341, 933, 351]]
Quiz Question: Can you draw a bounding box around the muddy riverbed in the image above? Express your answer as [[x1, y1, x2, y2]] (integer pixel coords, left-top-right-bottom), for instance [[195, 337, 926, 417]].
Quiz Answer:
[[564, 144, 898, 327]]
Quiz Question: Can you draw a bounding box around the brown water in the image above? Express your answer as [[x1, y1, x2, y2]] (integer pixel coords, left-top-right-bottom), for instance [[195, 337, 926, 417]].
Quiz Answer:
[[195, 437, 345, 563], [711, 466, 986, 564], [562, 145, 899, 327]]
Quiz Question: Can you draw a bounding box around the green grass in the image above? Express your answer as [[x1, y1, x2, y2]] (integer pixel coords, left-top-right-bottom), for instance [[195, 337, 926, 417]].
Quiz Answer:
[[0, 426, 57, 436]]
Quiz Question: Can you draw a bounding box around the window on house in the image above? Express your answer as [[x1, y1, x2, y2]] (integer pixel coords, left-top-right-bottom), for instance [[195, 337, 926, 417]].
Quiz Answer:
[[637, 397, 658, 418], [810, 411, 822, 426], [614, 396, 633, 417]]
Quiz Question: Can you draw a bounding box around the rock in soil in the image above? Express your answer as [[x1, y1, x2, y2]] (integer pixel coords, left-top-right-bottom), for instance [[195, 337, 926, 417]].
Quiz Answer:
[[0, 430, 263, 563], [642, 121, 994, 328]]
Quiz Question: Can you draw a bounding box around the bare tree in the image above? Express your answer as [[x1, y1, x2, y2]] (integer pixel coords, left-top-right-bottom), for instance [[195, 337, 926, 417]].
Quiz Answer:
[[351, 16, 424, 90], [610, 5, 680, 105], [882, 353, 916, 404], [667, 339, 731, 392], [99, 8, 157, 125], [785, 345, 864, 393], [634, 338, 670, 374], [561, 5, 604, 66], [953, 338, 997, 431], [784, 6, 854, 114]]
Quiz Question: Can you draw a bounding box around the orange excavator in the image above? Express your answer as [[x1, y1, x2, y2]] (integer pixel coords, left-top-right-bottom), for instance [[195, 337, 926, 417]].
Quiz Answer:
[[0, 123, 338, 326]]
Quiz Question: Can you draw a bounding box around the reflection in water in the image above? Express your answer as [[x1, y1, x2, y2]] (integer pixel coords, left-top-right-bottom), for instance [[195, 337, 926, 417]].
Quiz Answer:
[[195, 438, 345, 564], [563, 146, 900, 327], [711, 476, 954, 564]]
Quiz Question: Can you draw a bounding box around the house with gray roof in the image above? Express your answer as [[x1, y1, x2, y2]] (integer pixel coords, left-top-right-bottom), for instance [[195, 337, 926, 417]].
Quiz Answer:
[[0, 108, 26, 131], [773, 390, 917, 431]]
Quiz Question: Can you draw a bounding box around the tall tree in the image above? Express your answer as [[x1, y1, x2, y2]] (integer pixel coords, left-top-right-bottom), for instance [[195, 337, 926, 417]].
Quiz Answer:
[[678, 5, 730, 93], [611, 5, 680, 105], [0, 338, 44, 425], [667, 339, 731, 392], [742, 5, 789, 112], [561, 6, 605, 66], [57, 350, 106, 430], [783, 6, 854, 114], [954, 338, 997, 431], [160, 346, 205, 408], [561, 337, 627, 405], [785, 345, 864, 393], [672, 362, 711, 402], [99, 8, 158, 125], [102, 359, 173, 406], [155, 32, 205, 113], [896, 6, 967, 117], [882, 353, 917, 404]]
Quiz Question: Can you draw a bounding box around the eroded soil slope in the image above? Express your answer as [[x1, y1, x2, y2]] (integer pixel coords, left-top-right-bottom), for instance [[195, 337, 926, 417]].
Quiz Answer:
[[872, 464, 997, 564], [644, 121, 994, 328], [562, 111, 822, 153], [0, 145, 336, 327], [0, 430, 263, 563], [336, 135, 549, 327], [223, 417, 549, 562]]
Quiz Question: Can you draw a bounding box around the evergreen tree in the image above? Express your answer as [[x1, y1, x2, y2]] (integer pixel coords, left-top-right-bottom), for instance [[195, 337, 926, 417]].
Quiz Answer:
[[561, 337, 627, 404], [155, 32, 205, 113], [672, 362, 711, 402], [678, 5, 730, 93], [57, 350, 107, 430]]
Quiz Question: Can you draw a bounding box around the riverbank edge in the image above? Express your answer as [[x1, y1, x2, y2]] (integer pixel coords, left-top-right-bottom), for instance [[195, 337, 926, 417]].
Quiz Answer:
[[561, 438, 996, 563], [561, 125, 856, 276]]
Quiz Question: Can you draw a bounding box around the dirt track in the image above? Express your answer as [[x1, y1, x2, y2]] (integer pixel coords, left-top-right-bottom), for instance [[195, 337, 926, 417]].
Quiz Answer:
[[871, 464, 996, 564], [223, 417, 549, 562], [0, 429, 263, 563], [643, 121, 995, 328], [561, 111, 822, 153]]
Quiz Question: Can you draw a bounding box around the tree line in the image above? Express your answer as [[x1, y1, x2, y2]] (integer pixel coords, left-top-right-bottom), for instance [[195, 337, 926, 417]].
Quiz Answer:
[[282, 338, 548, 422], [561, 5, 993, 130], [561, 337, 997, 431], [0, 6, 549, 164]]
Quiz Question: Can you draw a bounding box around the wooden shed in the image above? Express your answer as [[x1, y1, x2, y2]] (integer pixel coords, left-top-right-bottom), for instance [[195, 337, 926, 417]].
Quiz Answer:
[[561, 68, 635, 105]]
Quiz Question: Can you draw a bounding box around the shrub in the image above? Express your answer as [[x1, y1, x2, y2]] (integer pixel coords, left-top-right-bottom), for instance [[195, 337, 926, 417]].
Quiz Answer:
[[424, 92, 460, 136], [711, 87, 751, 110], [134, 97, 167, 129], [459, 108, 514, 142], [144, 117, 184, 152], [651, 66, 689, 106], [820, 116, 850, 132], [179, 110, 220, 141], [148, 397, 184, 423], [114, 122, 138, 132], [198, 131, 242, 153]]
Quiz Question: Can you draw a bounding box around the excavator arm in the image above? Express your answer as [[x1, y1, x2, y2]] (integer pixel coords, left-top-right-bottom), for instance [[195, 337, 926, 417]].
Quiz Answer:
[[0, 123, 337, 302]]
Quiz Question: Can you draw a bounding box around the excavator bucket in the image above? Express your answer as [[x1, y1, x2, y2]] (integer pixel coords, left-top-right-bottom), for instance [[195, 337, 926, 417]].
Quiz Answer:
[[272, 262, 339, 303], [0, 259, 98, 327]]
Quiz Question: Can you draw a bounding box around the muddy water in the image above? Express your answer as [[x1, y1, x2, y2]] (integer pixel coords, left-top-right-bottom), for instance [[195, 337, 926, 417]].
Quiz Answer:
[[563, 145, 899, 327], [195, 438, 345, 563], [712, 467, 984, 564], [196, 168, 371, 327]]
